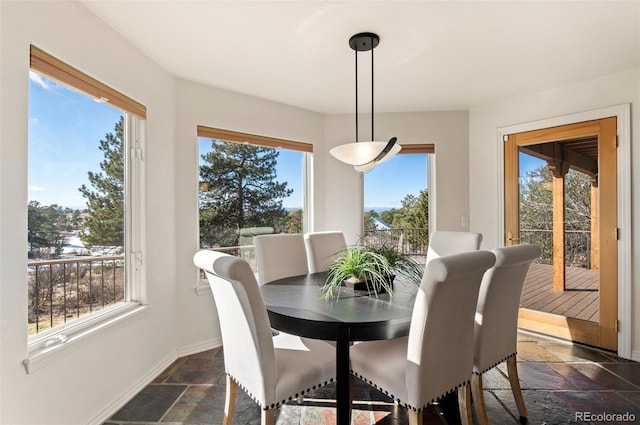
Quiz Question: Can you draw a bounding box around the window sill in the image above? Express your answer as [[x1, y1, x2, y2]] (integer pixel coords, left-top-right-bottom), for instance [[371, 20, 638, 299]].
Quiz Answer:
[[23, 303, 147, 374]]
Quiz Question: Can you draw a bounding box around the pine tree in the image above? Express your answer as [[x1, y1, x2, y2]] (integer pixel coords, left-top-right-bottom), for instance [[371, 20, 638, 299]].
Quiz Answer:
[[391, 190, 429, 249], [27, 201, 67, 258], [199, 140, 292, 247], [285, 209, 303, 234], [519, 165, 592, 265], [78, 116, 125, 249]]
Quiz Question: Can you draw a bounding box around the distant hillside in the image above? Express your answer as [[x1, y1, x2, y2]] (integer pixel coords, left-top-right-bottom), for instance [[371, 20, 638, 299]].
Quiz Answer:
[[363, 207, 392, 213]]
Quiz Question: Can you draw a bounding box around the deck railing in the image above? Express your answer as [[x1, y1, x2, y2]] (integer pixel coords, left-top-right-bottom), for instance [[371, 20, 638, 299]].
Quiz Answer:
[[362, 228, 429, 256], [519, 228, 591, 269], [363, 227, 591, 269], [201, 245, 257, 273], [27, 255, 124, 335]]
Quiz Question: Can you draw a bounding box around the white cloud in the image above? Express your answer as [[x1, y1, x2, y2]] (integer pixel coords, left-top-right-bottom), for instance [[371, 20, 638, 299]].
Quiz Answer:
[[29, 71, 50, 90], [29, 185, 45, 192]]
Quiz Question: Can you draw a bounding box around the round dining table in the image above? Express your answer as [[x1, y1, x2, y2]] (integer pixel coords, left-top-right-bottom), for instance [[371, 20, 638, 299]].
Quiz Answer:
[[260, 271, 419, 425]]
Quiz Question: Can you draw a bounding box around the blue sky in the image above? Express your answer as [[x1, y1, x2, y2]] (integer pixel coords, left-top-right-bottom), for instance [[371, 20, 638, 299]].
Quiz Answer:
[[198, 138, 305, 209], [519, 152, 545, 178], [364, 154, 428, 209], [29, 71, 122, 209], [198, 139, 428, 210], [30, 69, 429, 211]]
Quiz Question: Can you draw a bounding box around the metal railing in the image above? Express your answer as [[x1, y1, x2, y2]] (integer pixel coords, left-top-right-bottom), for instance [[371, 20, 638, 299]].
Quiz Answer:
[[27, 255, 124, 336], [199, 245, 257, 276], [363, 227, 592, 269], [362, 228, 429, 256], [519, 228, 591, 269]]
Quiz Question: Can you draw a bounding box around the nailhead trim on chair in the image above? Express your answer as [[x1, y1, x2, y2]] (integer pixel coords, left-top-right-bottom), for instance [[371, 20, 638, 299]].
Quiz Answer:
[[351, 370, 470, 412], [227, 372, 335, 410], [473, 351, 516, 375]]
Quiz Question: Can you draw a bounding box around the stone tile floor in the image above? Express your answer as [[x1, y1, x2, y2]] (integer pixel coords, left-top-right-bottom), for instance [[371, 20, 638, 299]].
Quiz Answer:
[[105, 332, 640, 424]]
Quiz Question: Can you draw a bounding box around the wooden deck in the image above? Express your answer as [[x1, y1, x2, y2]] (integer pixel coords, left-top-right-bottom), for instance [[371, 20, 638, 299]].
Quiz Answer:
[[520, 262, 600, 322]]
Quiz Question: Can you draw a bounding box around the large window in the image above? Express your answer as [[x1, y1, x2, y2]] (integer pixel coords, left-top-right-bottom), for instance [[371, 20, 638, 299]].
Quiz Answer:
[[363, 145, 433, 259], [197, 126, 311, 271], [27, 46, 145, 354]]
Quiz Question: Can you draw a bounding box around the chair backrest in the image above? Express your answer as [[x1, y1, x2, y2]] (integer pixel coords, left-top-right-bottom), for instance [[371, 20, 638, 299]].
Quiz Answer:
[[304, 231, 347, 273], [425, 231, 483, 264], [255, 233, 309, 285], [193, 250, 276, 406], [406, 250, 496, 406], [474, 244, 541, 373]]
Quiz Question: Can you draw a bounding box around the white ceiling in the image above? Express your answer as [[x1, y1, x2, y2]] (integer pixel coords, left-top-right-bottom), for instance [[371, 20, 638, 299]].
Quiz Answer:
[[81, 1, 640, 114]]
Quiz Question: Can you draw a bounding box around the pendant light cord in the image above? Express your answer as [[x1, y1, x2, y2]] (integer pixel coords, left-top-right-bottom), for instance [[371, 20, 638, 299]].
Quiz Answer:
[[353, 34, 377, 144], [355, 43, 359, 143], [371, 34, 374, 141]]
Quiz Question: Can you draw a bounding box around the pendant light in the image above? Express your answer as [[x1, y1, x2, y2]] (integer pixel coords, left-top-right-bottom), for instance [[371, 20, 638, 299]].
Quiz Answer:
[[329, 32, 401, 173]]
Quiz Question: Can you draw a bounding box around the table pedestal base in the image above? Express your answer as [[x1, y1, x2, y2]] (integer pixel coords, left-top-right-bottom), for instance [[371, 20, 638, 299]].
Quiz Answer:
[[336, 327, 351, 425]]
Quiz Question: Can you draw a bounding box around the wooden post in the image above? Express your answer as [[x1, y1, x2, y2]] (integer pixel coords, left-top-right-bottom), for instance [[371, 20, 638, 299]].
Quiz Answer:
[[548, 153, 568, 292], [590, 176, 599, 270], [552, 175, 566, 291]]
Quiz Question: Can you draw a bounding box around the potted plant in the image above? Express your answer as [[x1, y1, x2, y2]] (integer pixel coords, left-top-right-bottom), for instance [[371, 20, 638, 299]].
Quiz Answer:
[[321, 244, 423, 300], [368, 243, 424, 287]]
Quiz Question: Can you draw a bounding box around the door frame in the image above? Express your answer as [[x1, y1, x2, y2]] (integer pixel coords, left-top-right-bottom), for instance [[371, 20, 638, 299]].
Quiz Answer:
[[496, 104, 632, 359]]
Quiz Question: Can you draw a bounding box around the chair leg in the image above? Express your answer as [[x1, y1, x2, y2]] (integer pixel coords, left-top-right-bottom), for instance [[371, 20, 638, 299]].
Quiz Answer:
[[457, 383, 473, 425], [408, 409, 423, 425], [223, 375, 237, 425], [471, 374, 490, 425], [261, 409, 275, 425], [350, 374, 354, 408], [506, 355, 528, 422]]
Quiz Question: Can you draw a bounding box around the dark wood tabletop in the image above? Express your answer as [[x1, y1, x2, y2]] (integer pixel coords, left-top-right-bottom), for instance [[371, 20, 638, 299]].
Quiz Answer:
[[261, 272, 417, 340], [261, 272, 419, 425]]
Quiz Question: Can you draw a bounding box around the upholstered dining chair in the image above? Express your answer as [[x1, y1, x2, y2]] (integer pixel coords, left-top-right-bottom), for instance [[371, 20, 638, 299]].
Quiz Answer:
[[254, 233, 309, 285], [350, 250, 496, 425], [425, 231, 483, 264], [193, 250, 336, 425], [472, 244, 541, 425], [304, 231, 347, 273]]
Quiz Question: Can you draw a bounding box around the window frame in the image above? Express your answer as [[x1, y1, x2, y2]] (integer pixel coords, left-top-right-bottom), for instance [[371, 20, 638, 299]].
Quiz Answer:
[[196, 126, 313, 292], [25, 47, 146, 373], [362, 143, 434, 245]]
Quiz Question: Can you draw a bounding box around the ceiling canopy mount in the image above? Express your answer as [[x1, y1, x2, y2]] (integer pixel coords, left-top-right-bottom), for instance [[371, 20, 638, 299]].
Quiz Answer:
[[348, 32, 379, 51], [330, 32, 400, 174]]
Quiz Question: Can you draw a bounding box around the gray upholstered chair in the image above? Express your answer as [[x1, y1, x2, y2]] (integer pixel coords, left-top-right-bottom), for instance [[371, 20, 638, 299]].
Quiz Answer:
[[350, 250, 496, 425], [472, 244, 541, 425], [193, 250, 336, 425], [425, 231, 483, 264], [254, 233, 309, 285], [304, 231, 347, 273]]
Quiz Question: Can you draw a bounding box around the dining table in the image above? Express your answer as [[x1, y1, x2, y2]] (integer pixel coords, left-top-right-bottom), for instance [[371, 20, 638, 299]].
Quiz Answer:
[[260, 271, 419, 425]]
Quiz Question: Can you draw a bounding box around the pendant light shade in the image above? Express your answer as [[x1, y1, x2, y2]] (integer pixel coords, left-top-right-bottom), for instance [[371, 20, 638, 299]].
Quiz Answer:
[[329, 32, 400, 173]]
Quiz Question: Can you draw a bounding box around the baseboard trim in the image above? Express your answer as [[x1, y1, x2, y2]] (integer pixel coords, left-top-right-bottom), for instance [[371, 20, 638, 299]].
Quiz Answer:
[[177, 337, 222, 358], [88, 351, 177, 425], [631, 350, 640, 362], [86, 338, 223, 424]]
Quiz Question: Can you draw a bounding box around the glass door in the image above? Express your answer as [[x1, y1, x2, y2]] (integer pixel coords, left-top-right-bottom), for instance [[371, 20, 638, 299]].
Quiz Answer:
[[504, 118, 617, 351]]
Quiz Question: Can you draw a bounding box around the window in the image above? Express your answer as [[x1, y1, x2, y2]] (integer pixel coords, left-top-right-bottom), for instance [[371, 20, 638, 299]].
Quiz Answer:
[[363, 145, 433, 259], [197, 126, 311, 272], [27, 46, 145, 356]]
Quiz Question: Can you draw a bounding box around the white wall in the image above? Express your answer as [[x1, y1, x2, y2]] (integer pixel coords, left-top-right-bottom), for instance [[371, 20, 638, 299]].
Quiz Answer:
[[1, 2, 177, 424], [173, 79, 325, 354], [468, 69, 640, 357], [324, 111, 470, 244], [5, 1, 636, 423], [172, 90, 472, 348]]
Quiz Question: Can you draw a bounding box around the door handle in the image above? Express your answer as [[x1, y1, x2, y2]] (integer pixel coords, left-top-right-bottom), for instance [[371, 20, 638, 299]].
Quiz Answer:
[[507, 232, 520, 245]]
